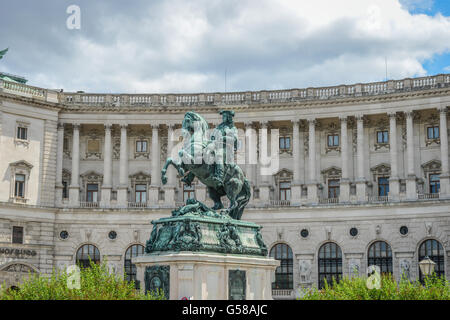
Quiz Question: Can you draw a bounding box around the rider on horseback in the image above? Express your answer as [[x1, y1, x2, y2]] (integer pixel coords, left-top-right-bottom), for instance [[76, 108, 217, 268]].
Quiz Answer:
[[209, 110, 238, 188]]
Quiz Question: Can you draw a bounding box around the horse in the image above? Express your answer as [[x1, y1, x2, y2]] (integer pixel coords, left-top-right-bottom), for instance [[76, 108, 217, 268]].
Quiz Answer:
[[161, 111, 250, 220]]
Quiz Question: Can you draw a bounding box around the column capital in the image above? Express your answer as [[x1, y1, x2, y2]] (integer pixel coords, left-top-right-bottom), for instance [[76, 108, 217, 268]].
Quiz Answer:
[[388, 111, 397, 119], [150, 123, 160, 130], [72, 123, 81, 130], [438, 106, 448, 114], [244, 121, 254, 129], [104, 123, 113, 131], [404, 110, 415, 119], [120, 123, 128, 130], [339, 116, 348, 123], [290, 118, 300, 126], [167, 123, 175, 131], [57, 122, 65, 130], [260, 121, 269, 129], [355, 114, 364, 121], [307, 118, 316, 125]]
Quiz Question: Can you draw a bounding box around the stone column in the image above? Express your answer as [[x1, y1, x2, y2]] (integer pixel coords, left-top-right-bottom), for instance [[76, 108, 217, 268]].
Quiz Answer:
[[101, 124, 113, 208], [149, 124, 160, 206], [69, 123, 80, 207], [117, 124, 129, 208], [55, 123, 64, 206], [355, 115, 367, 202], [245, 122, 256, 202], [258, 121, 270, 203], [405, 111, 417, 200], [164, 124, 176, 206], [291, 119, 301, 205], [339, 117, 350, 203], [307, 119, 318, 204], [388, 113, 400, 200], [439, 107, 450, 197]]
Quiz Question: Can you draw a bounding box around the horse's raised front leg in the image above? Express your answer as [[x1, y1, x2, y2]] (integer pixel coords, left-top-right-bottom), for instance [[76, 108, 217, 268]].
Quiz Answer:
[[161, 158, 184, 185]]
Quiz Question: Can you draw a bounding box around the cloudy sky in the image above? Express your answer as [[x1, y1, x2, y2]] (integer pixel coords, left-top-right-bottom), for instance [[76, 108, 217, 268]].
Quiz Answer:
[[1, 0, 450, 93]]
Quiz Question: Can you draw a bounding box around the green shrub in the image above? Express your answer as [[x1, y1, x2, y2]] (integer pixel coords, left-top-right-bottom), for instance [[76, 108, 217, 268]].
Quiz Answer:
[[299, 274, 450, 300], [0, 260, 165, 300]]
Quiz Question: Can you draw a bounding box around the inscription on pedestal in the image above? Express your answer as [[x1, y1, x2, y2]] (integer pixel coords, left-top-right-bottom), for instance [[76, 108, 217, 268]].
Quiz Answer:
[[145, 265, 170, 299], [228, 270, 246, 300]]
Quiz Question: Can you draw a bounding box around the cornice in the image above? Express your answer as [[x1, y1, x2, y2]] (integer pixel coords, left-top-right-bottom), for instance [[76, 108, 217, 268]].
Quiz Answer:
[[0, 91, 63, 112]]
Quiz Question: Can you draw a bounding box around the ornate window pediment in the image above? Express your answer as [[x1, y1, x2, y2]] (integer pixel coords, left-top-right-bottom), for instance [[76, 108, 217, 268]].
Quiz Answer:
[[274, 168, 293, 184], [424, 113, 440, 146], [80, 171, 103, 186], [325, 122, 341, 154], [373, 117, 390, 151], [321, 166, 342, 180], [278, 126, 292, 155], [370, 163, 391, 181], [421, 159, 441, 174], [9, 161, 33, 203], [130, 171, 151, 185]]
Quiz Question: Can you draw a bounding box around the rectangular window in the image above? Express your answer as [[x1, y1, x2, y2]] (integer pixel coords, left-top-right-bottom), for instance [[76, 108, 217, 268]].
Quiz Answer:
[[429, 174, 440, 194], [427, 126, 440, 139], [136, 140, 148, 153], [279, 182, 291, 201], [328, 179, 340, 198], [378, 177, 389, 196], [183, 184, 195, 201], [135, 184, 147, 203], [12, 226, 23, 244], [14, 174, 25, 198], [327, 135, 339, 147], [62, 181, 68, 199], [86, 184, 98, 202], [279, 137, 291, 150], [17, 127, 27, 140], [377, 131, 389, 143]]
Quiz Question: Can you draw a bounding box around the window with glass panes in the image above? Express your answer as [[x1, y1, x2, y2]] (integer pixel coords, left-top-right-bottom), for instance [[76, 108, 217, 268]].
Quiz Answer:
[[418, 239, 445, 282], [183, 184, 195, 201], [378, 177, 389, 196], [76, 244, 100, 268], [269, 243, 293, 290], [328, 179, 340, 198], [86, 184, 98, 202], [318, 242, 342, 289], [377, 131, 389, 143], [279, 182, 291, 201], [279, 136, 291, 151], [135, 184, 147, 203], [12, 226, 23, 244], [368, 241, 393, 275], [14, 174, 25, 198], [17, 127, 27, 140], [124, 244, 144, 289], [62, 181, 68, 199], [427, 126, 439, 139], [429, 174, 440, 194], [136, 140, 147, 153], [327, 134, 339, 147]]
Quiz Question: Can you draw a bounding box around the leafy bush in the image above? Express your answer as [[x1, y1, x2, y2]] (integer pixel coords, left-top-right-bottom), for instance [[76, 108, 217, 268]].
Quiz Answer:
[[0, 260, 165, 300], [299, 274, 450, 300]]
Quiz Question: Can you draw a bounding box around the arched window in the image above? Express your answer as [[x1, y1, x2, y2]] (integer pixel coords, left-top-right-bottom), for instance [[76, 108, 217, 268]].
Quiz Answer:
[[76, 244, 100, 268], [269, 243, 293, 290], [368, 241, 393, 275], [418, 239, 445, 281], [124, 244, 145, 288], [318, 242, 342, 289]]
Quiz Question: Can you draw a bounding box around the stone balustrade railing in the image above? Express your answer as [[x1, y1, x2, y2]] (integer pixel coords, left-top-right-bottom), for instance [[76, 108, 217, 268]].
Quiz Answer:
[[4, 74, 448, 108]]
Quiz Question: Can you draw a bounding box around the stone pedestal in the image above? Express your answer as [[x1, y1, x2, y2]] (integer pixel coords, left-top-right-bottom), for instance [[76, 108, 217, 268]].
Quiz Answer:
[[134, 252, 279, 300]]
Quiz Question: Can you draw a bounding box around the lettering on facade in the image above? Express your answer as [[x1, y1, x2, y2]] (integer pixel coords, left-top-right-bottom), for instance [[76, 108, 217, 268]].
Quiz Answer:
[[0, 247, 37, 257]]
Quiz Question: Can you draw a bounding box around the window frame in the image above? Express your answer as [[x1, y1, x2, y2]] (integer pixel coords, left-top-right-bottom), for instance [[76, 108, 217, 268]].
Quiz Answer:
[[378, 177, 390, 197], [12, 226, 24, 244], [135, 184, 147, 203], [429, 173, 440, 194], [279, 136, 291, 151], [376, 130, 389, 144], [124, 244, 145, 289], [418, 239, 445, 282], [367, 241, 393, 275], [327, 134, 339, 147], [328, 179, 340, 199], [318, 242, 343, 289], [135, 140, 148, 153], [279, 182, 291, 201], [86, 183, 99, 203], [76, 244, 101, 269], [14, 174, 26, 198], [269, 243, 293, 290], [427, 126, 440, 140], [183, 184, 196, 201]]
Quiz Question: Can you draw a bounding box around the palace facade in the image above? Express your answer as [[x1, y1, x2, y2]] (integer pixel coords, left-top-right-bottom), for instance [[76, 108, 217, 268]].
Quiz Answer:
[[0, 74, 449, 299]]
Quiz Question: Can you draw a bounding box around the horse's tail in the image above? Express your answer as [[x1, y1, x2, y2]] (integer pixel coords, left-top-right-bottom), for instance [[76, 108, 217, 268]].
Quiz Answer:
[[233, 178, 251, 220]]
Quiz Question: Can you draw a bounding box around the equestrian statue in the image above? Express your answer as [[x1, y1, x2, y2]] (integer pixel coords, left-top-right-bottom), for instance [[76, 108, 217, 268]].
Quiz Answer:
[[161, 110, 250, 220]]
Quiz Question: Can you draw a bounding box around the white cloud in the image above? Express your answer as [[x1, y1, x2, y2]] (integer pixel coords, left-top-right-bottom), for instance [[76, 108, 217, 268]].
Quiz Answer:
[[2, 0, 450, 92]]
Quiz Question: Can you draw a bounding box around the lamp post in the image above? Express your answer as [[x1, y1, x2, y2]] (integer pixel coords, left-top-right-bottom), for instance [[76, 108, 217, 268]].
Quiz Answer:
[[419, 256, 436, 277]]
